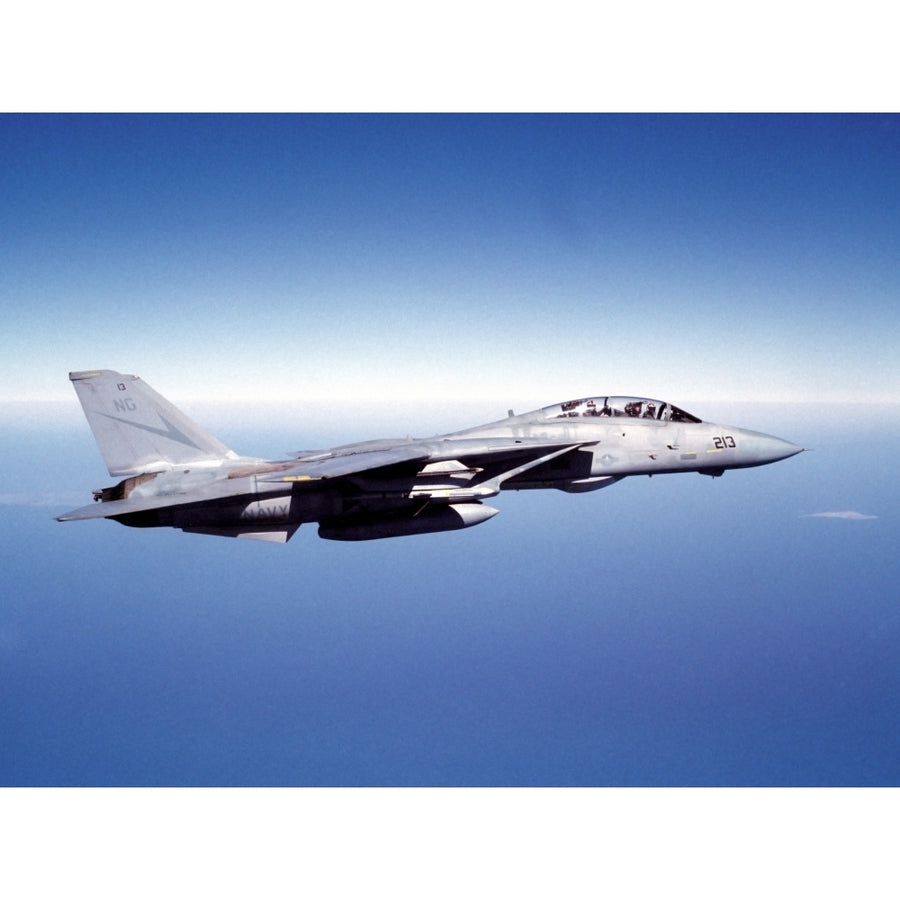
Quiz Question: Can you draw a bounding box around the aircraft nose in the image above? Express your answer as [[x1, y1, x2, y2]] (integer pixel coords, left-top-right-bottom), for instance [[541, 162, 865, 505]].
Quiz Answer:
[[742, 431, 805, 466]]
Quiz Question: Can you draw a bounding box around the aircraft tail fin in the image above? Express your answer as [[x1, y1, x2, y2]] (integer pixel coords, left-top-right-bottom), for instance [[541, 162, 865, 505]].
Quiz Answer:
[[69, 369, 238, 476]]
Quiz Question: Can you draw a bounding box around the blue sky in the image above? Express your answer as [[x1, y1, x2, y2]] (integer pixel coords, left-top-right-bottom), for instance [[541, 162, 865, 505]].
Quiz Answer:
[[2, 114, 898, 419]]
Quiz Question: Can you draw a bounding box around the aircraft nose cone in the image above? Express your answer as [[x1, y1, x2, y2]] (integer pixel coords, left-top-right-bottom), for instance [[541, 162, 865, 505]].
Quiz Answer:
[[747, 432, 805, 465]]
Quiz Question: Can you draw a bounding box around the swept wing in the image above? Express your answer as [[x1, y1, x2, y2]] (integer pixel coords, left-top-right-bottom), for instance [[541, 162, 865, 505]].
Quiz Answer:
[[257, 437, 583, 484]]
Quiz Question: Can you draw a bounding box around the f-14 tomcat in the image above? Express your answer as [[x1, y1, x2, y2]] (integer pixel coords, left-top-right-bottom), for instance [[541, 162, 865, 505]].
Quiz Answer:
[[58, 370, 803, 543]]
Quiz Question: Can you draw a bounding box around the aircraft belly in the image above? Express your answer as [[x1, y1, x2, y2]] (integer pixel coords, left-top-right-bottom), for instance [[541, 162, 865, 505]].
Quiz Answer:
[[110, 484, 344, 531], [318, 503, 499, 541]]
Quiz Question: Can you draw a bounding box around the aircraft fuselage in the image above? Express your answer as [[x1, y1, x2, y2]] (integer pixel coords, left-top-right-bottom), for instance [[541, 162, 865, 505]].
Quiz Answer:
[[58, 375, 804, 542]]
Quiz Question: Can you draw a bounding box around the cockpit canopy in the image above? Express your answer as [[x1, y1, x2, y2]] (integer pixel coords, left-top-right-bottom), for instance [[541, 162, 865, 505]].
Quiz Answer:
[[544, 396, 702, 423]]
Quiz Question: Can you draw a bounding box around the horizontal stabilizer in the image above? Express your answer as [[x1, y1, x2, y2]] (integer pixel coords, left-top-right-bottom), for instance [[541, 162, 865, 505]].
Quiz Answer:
[[57, 495, 189, 522], [56, 477, 248, 522]]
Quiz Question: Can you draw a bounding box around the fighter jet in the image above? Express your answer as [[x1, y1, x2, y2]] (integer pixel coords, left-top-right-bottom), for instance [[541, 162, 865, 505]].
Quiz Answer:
[[57, 370, 803, 543]]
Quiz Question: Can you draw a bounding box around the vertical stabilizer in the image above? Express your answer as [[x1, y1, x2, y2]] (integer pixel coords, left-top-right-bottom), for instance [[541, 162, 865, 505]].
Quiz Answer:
[[69, 369, 238, 475]]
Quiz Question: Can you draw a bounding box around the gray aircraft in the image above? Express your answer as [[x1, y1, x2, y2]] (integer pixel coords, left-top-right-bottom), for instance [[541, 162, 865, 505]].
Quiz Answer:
[[57, 369, 803, 543]]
